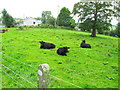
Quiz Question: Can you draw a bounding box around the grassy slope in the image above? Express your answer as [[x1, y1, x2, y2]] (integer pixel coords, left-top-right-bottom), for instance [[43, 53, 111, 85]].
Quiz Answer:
[[0, 30, 2, 89], [1, 28, 118, 88]]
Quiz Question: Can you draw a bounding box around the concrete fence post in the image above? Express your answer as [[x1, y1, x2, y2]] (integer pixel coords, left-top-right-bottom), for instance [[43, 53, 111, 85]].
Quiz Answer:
[[38, 64, 50, 88]]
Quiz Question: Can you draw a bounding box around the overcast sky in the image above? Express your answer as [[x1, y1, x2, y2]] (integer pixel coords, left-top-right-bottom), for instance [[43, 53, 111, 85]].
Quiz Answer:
[[0, 0, 80, 18], [0, 0, 118, 25]]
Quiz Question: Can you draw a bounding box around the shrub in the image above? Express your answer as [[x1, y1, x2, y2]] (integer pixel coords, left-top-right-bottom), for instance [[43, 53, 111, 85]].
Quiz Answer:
[[115, 22, 120, 37], [109, 23, 120, 37], [109, 30, 117, 37], [38, 24, 55, 28], [104, 31, 110, 35]]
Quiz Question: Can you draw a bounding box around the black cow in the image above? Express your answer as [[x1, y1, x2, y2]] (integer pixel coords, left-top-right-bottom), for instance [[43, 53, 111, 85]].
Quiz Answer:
[[80, 40, 91, 48], [39, 41, 55, 49], [57, 47, 70, 56]]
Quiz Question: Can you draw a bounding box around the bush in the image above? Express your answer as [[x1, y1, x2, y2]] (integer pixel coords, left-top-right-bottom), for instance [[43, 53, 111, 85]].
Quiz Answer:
[[15, 26, 24, 30], [61, 26, 74, 30], [109, 23, 120, 38], [115, 23, 120, 37], [109, 30, 117, 37], [70, 19, 76, 28], [38, 24, 55, 28], [104, 31, 109, 35]]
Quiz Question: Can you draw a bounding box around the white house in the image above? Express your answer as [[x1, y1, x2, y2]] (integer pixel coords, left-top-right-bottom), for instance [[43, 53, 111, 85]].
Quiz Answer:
[[0, 20, 5, 28], [18, 17, 41, 26]]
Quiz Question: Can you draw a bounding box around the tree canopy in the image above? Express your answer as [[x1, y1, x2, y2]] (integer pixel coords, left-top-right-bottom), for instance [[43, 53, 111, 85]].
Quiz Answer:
[[41, 11, 55, 26], [56, 7, 76, 28], [115, 22, 120, 37], [46, 16, 55, 26], [2, 9, 15, 28], [72, 1, 120, 37], [41, 11, 52, 24]]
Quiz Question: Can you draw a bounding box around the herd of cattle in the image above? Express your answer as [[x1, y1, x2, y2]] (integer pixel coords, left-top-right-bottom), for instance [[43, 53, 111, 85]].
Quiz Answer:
[[39, 40, 91, 56], [0, 29, 91, 56]]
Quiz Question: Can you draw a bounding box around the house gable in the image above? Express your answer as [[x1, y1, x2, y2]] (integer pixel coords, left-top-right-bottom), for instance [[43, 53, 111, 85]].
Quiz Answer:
[[18, 18, 41, 26]]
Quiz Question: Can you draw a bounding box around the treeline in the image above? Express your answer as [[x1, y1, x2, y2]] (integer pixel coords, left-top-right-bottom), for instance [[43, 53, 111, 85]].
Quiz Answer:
[[36, 7, 76, 30], [72, 1, 120, 37], [1, 9, 15, 28], [0, 1, 120, 37]]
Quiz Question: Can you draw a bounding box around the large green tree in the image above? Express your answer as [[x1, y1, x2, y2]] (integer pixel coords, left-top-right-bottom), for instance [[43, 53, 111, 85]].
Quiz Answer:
[[41, 11, 56, 26], [115, 22, 120, 37], [46, 16, 56, 26], [114, 1, 120, 37], [56, 7, 76, 28], [41, 11, 52, 24], [2, 9, 15, 28], [72, 1, 120, 37]]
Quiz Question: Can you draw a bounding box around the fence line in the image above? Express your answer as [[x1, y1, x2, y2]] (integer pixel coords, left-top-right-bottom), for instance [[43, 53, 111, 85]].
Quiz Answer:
[[3, 54, 36, 69], [50, 75, 85, 89], [2, 64, 38, 88], [2, 70, 25, 88], [3, 59, 37, 83], [3, 54, 84, 88], [3, 58, 37, 74]]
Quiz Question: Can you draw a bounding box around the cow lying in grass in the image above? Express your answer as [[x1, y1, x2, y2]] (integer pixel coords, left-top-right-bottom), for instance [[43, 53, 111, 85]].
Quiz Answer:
[[80, 40, 91, 48], [39, 41, 56, 49], [0, 29, 8, 33], [57, 47, 70, 56]]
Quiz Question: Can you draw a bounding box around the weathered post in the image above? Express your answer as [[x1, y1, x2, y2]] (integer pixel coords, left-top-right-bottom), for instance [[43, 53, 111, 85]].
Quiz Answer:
[[38, 64, 50, 89]]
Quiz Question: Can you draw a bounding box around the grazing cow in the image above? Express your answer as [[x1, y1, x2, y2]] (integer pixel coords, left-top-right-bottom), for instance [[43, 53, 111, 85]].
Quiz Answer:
[[57, 47, 70, 56], [80, 40, 91, 48], [39, 41, 56, 49]]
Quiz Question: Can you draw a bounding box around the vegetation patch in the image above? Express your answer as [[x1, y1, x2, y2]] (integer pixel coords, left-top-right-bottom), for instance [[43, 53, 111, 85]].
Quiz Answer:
[[1, 28, 118, 88]]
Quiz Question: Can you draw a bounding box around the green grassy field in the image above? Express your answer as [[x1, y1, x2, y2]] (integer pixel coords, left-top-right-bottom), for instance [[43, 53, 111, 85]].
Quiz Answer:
[[1, 28, 118, 88]]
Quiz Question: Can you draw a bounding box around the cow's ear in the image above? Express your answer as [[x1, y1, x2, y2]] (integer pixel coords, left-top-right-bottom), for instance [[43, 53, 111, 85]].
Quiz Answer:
[[82, 40, 85, 43], [63, 47, 67, 49], [40, 41, 44, 43]]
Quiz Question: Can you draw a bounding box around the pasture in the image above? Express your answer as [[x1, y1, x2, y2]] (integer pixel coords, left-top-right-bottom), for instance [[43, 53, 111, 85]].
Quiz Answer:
[[1, 28, 118, 88]]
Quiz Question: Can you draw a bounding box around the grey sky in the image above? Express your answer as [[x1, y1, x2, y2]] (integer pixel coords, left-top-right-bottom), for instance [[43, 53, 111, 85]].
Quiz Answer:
[[0, 0, 80, 18], [0, 0, 118, 25]]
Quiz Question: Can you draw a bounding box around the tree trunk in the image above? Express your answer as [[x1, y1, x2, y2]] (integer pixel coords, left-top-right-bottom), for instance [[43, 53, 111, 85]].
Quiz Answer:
[[91, 29, 96, 37], [90, 2, 98, 37]]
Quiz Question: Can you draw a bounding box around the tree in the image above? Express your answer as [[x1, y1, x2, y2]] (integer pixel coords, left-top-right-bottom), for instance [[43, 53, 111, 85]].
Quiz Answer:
[[114, 1, 120, 37], [56, 7, 76, 28], [41, 11, 56, 27], [79, 18, 93, 32], [41, 11, 52, 24], [2, 9, 15, 27], [46, 16, 55, 26], [35, 17, 41, 20], [115, 22, 120, 37], [72, 1, 120, 37], [114, 1, 120, 22]]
